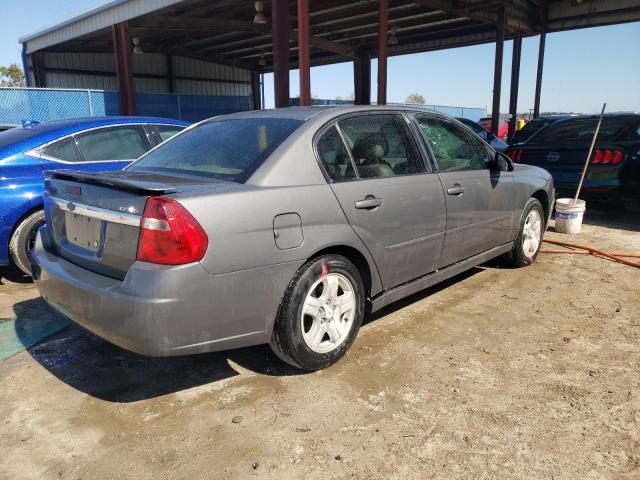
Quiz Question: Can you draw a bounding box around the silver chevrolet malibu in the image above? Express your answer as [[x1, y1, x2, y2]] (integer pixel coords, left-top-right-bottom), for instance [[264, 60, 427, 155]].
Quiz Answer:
[[32, 106, 554, 370]]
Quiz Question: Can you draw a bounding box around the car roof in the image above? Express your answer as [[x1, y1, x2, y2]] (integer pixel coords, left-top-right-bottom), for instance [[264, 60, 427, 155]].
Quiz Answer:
[[0, 116, 189, 155], [23, 116, 189, 132], [207, 105, 447, 125]]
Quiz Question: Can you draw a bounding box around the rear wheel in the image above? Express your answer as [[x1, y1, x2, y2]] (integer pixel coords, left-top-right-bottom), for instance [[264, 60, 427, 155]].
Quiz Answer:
[[270, 254, 365, 371], [505, 198, 544, 267], [9, 209, 46, 276]]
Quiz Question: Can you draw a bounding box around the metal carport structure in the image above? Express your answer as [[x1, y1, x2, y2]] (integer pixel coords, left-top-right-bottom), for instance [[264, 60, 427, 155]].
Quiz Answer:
[[19, 0, 640, 135]]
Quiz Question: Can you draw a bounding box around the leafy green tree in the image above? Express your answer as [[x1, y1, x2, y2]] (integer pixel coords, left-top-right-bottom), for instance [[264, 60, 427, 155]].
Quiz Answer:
[[0, 64, 25, 87], [405, 93, 425, 104]]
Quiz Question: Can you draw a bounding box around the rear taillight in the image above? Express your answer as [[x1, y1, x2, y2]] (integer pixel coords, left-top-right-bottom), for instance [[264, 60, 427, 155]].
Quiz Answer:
[[591, 148, 624, 165], [507, 149, 523, 162], [136, 196, 208, 265]]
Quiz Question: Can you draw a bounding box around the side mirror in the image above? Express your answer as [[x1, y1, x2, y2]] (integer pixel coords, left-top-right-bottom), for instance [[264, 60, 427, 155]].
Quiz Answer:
[[494, 152, 514, 172]]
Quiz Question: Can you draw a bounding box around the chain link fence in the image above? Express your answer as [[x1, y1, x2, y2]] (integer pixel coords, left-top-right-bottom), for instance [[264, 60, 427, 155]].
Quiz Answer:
[[0, 87, 252, 124]]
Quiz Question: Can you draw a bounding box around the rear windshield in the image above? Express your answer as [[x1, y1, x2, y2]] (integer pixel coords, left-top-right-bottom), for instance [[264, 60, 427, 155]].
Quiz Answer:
[[529, 117, 639, 143], [128, 117, 303, 182]]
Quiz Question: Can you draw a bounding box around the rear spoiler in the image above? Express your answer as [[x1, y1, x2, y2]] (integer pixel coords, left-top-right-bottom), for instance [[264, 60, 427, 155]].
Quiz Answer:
[[46, 169, 177, 194]]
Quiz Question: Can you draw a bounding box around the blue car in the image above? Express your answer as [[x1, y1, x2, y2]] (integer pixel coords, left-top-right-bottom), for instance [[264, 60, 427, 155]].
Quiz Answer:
[[0, 117, 188, 274]]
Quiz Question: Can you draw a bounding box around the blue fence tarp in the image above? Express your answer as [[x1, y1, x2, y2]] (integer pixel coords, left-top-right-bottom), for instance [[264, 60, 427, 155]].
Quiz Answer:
[[0, 87, 252, 124]]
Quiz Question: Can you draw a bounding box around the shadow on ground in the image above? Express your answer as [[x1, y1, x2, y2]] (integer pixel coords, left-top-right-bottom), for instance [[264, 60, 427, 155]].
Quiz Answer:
[[15, 265, 486, 403], [580, 206, 640, 233]]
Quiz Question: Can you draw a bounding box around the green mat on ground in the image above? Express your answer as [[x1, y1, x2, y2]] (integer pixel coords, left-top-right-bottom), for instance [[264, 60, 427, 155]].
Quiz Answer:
[[0, 316, 69, 361]]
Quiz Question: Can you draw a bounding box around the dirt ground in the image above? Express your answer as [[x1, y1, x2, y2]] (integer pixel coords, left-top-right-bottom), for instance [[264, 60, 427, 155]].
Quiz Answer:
[[0, 210, 639, 480]]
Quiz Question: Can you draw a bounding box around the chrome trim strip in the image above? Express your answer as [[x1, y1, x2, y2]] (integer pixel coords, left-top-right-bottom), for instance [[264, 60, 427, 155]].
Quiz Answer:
[[50, 196, 141, 227]]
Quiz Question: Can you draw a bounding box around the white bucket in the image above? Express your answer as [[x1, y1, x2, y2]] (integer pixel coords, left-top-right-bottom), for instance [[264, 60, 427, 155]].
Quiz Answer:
[[555, 198, 586, 234]]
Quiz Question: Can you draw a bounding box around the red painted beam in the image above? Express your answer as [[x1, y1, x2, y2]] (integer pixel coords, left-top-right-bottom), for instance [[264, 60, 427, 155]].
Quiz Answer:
[[297, 0, 311, 106], [377, 0, 388, 105], [112, 22, 136, 116], [272, 0, 290, 108]]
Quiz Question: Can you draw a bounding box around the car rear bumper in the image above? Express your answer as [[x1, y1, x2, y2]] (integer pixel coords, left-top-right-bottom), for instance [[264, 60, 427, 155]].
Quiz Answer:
[[32, 227, 303, 356]]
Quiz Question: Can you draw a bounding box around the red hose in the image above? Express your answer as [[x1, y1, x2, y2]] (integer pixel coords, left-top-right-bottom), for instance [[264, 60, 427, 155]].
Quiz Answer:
[[541, 238, 640, 269]]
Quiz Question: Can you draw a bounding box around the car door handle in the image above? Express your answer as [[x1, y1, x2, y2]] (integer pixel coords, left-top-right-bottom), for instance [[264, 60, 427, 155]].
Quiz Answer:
[[447, 184, 465, 196], [355, 196, 383, 210]]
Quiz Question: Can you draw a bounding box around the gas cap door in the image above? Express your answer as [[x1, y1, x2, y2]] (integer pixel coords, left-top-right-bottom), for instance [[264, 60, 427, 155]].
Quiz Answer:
[[273, 213, 303, 250]]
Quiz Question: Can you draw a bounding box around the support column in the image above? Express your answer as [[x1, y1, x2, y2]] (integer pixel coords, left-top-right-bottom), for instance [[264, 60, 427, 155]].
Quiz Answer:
[[272, 0, 290, 108], [377, 0, 388, 105], [508, 32, 522, 140], [167, 54, 175, 93], [490, 6, 505, 136], [533, 3, 548, 118], [31, 52, 46, 87], [297, 0, 311, 106], [251, 71, 262, 110], [112, 22, 136, 116], [354, 51, 371, 105]]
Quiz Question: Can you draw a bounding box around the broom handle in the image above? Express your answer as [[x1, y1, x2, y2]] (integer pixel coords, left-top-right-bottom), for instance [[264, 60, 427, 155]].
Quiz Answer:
[[574, 102, 606, 204]]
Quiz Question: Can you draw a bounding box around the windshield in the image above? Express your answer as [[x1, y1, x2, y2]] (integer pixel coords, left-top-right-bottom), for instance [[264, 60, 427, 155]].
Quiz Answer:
[[128, 117, 303, 182], [529, 117, 639, 144]]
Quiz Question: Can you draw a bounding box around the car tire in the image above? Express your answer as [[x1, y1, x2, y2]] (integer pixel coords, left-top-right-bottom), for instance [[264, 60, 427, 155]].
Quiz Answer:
[[9, 209, 46, 276], [505, 198, 545, 268], [270, 254, 365, 371]]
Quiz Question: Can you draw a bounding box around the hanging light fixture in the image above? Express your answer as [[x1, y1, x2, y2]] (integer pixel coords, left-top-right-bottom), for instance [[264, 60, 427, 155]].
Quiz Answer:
[[253, 0, 266, 23], [258, 51, 266, 66], [388, 25, 399, 46], [132, 37, 144, 54]]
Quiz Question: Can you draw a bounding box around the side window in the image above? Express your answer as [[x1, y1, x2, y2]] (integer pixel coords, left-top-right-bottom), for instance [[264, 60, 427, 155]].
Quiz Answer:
[[156, 125, 185, 142], [417, 116, 489, 172], [42, 137, 81, 162], [316, 126, 356, 182], [338, 114, 425, 179], [75, 126, 149, 162]]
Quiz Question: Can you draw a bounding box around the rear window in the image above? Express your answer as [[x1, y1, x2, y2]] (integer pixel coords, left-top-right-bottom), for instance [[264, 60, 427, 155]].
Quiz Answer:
[[128, 118, 303, 182], [530, 117, 639, 143]]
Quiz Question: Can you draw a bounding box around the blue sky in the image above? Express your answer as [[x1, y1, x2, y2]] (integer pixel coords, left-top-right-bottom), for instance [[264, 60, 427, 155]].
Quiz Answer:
[[2, 0, 639, 114]]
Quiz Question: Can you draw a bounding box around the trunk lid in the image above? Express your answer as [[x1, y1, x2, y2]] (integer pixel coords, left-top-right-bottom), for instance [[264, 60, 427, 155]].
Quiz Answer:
[[42, 169, 228, 279]]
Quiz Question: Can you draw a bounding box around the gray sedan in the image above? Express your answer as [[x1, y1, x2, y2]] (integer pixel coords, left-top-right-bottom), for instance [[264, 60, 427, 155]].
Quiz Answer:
[[32, 106, 554, 371]]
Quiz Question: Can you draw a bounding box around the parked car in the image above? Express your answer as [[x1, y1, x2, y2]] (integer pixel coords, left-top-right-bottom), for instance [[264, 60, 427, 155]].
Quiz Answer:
[[478, 115, 509, 139], [0, 116, 188, 274], [509, 114, 574, 145], [456, 117, 508, 152], [506, 113, 640, 211], [32, 106, 553, 371]]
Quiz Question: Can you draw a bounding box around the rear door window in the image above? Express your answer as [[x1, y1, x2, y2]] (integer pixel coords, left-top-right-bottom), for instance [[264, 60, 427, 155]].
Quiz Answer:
[[316, 126, 356, 182], [75, 125, 150, 161], [129, 117, 303, 182], [337, 114, 425, 178], [42, 137, 82, 163]]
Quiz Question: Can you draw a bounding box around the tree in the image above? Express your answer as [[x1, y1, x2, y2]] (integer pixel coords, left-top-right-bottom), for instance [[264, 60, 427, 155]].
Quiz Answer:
[[0, 64, 25, 87], [405, 93, 425, 105]]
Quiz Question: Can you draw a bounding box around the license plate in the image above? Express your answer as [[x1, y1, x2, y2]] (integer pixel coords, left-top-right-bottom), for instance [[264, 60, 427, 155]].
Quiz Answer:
[[65, 212, 101, 252]]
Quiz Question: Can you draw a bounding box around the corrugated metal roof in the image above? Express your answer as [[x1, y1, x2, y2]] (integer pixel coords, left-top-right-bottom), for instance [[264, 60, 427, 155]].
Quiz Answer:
[[20, 0, 186, 54]]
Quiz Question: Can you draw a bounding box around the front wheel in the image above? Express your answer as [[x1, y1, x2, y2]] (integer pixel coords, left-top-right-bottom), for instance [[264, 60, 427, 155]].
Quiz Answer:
[[270, 254, 365, 371], [9, 209, 46, 276], [505, 198, 545, 267]]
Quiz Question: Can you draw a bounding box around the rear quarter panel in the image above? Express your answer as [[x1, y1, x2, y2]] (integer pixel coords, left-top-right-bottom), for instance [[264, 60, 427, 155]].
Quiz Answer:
[[178, 182, 383, 296]]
